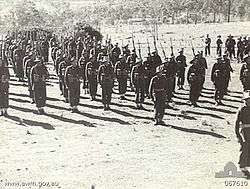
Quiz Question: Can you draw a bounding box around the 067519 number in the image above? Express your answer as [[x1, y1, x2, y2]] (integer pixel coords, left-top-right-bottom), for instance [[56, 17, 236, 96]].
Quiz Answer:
[[225, 181, 248, 187]]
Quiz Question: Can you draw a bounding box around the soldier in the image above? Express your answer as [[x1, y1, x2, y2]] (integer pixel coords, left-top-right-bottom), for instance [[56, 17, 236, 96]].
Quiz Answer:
[[40, 37, 49, 63], [225, 35, 236, 59], [114, 55, 128, 100], [187, 55, 206, 107], [85, 60, 98, 101], [222, 53, 234, 92], [0, 59, 10, 116], [58, 57, 70, 101], [205, 34, 211, 56], [131, 59, 146, 109], [211, 56, 228, 105], [76, 37, 84, 61], [126, 50, 137, 91], [98, 56, 115, 110], [176, 49, 187, 90], [67, 36, 77, 58], [149, 66, 167, 125], [235, 91, 250, 178], [24, 52, 36, 103], [240, 54, 250, 91], [216, 35, 223, 56], [110, 43, 121, 65], [237, 37, 245, 63], [65, 58, 81, 112], [13, 45, 24, 81], [143, 55, 153, 98], [30, 57, 49, 114], [78, 53, 88, 91]]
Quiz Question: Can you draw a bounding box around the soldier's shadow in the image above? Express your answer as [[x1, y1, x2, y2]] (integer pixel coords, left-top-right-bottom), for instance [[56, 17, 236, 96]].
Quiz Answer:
[[161, 124, 226, 139], [4, 114, 55, 130]]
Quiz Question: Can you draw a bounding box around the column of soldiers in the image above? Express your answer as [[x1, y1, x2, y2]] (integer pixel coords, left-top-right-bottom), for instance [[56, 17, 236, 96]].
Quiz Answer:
[[1, 31, 250, 123]]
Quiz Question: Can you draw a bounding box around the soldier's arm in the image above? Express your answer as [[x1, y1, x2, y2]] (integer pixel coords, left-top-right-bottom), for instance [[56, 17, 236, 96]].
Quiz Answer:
[[211, 64, 216, 82], [239, 65, 245, 81], [64, 67, 69, 88], [131, 66, 135, 86], [148, 77, 154, 100], [30, 67, 35, 87], [85, 63, 89, 81]]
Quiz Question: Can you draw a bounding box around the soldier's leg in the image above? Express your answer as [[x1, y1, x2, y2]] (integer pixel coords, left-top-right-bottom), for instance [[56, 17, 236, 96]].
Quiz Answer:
[[135, 87, 140, 108], [107, 86, 113, 109], [140, 87, 145, 108], [102, 86, 107, 107]]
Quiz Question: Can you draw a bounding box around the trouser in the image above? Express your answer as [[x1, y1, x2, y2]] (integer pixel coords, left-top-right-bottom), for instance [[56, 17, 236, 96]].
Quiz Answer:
[[33, 86, 46, 108], [215, 87, 226, 102], [62, 82, 68, 100], [27, 77, 34, 100], [177, 69, 185, 86], [205, 45, 210, 56], [101, 84, 113, 105], [88, 80, 98, 97], [189, 84, 203, 104], [239, 142, 250, 168], [117, 77, 127, 94], [68, 84, 80, 107], [145, 77, 151, 96], [153, 92, 166, 121], [217, 46, 222, 56], [0, 89, 9, 108], [135, 87, 145, 104]]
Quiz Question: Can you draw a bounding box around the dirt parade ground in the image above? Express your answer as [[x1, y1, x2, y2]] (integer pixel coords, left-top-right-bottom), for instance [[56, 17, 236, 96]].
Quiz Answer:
[[1, 22, 250, 189]]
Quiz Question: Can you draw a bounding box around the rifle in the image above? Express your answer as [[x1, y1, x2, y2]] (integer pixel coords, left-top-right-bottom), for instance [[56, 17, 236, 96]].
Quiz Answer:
[[170, 37, 174, 57], [153, 35, 157, 53], [138, 39, 142, 59], [147, 38, 151, 55], [132, 33, 136, 51], [159, 42, 166, 60]]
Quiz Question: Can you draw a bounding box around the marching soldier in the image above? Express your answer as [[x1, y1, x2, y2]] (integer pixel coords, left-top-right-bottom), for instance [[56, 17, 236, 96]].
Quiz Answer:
[[68, 36, 77, 58], [126, 50, 137, 91], [85, 60, 99, 101], [114, 56, 128, 100], [226, 35, 236, 59], [176, 49, 187, 90], [131, 59, 146, 109], [98, 56, 115, 110], [235, 91, 250, 178], [65, 58, 81, 112], [58, 57, 70, 102], [211, 56, 228, 105], [149, 66, 167, 125], [240, 54, 250, 91], [187, 55, 206, 107], [30, 57, 49, 114], [76, 37, 84, 61], [13, 45, 24, 81], [0, 59, 10, 116], [143, 55, 153, 98], [110, 43, 121, 65], [78, 53, 88, 91], [40, 37, 49, 63], [24, 53, 36, 103], [222, 53, 234, 92], [237, 37, 245, 63]]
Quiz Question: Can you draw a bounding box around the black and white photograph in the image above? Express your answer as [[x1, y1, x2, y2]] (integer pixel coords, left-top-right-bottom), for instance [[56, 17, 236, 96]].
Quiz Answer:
[[0, 0, 250, 188]]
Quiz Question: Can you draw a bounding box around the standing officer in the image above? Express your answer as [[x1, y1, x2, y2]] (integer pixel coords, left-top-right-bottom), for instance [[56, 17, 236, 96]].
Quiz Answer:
[[216, 35, 223, 56], [98, 56, 115, 110], [205, 34, 211, 56], [0, 59, 10, 116], [30, 57, 49, 114], [114, 56, 128, 100], [211, 56, 228, 105], [176, 49, 187, 90], [240, 54, 250, 91], [235, 91, 250, 178], [187, 56, 206, 107], [149, 66, 167, 125], [65, 58, 81, 113], [131, 59, 146, 109]]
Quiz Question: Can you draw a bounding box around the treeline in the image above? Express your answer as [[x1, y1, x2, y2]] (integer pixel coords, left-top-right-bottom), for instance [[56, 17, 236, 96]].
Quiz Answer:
[[0, 0, 250, 32]]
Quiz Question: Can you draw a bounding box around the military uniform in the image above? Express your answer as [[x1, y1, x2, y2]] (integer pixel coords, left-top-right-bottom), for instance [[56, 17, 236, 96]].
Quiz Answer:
[[98, 61, 114, 110], [240, 56, 250, 91], [24, 57, 36, 102], [85, 61, 98, 100], [65, 64, 81, 112], [211, 57, 228, 105], [78, 56, 88, 90], [114, 59, 128, 99], [58, 60, 69, 101], [176, 52, 187, 89], [30, 61, 49, 114], [13, 47, 24, 81], [235, 92, 250, 178], [187, 60, 206, 107], [216, 36, 223, 56], [149, 68, 167, 125], [205, 35, 211, 56], [0, 63, 10, 116], [131, 61, 147, 109]]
